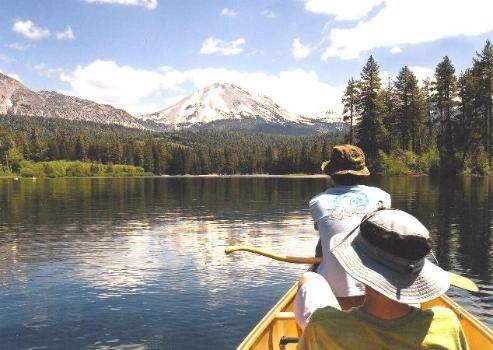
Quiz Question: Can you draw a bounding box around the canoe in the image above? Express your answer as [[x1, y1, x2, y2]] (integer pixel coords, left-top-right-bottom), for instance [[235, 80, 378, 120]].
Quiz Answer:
[[238, 279, 493, 350]]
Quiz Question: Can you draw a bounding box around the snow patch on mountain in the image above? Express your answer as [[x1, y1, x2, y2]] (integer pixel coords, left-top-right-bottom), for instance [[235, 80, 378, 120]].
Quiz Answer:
[[139, 83, 303, 128]]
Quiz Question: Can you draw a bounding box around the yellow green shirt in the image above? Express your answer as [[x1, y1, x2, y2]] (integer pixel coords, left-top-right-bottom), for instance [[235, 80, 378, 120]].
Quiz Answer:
[[297, 306, 468, 350]]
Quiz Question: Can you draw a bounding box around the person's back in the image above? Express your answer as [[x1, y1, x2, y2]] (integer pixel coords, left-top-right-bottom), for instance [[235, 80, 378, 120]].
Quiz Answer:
[[299, 305, 467, 350], [311, 183, 390, 297], [309, 145, 391, 303]]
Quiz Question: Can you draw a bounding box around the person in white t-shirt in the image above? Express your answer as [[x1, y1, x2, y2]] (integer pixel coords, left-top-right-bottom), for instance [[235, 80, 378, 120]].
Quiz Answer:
[[305, 144, 391, 315]]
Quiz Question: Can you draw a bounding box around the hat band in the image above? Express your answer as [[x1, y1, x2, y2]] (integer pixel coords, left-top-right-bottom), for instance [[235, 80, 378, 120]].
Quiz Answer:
[[355, 235, 425, 274]]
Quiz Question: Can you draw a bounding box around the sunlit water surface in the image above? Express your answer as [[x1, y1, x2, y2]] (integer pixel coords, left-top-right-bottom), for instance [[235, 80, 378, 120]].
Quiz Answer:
[[0, 177, 491, 349]]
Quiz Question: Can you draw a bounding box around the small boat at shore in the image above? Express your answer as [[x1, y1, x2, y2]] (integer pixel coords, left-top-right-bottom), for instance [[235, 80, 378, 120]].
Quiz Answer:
[[237, 279, 493, 350]]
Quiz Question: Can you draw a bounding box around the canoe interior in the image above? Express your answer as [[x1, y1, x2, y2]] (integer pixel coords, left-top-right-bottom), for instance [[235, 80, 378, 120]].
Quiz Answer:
[[238, 282, 493, 350]]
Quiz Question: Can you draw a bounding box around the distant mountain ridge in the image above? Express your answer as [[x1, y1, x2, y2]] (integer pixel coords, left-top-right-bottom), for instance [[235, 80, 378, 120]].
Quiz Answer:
[[0, 73, 143, 129], [0, 73, 346, 135]]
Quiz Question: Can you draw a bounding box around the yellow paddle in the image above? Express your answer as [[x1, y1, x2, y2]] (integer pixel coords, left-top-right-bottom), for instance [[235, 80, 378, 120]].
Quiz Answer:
[[224, 245, 479, 293]]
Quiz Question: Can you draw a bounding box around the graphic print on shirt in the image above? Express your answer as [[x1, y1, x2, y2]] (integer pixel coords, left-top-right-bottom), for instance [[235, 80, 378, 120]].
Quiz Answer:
[[324, 193, 370, 220]]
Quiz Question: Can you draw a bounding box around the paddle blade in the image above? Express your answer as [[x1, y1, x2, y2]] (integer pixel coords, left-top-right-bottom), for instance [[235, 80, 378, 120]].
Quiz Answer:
[[448, 272, 479, 292]]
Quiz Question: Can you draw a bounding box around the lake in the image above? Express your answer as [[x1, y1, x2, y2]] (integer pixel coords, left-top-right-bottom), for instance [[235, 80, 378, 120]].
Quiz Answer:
[[0, 176, 491, 349]]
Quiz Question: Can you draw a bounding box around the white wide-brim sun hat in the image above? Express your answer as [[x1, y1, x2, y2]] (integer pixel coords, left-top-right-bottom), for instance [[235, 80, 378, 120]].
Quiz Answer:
[[330, 209, 450, 304]]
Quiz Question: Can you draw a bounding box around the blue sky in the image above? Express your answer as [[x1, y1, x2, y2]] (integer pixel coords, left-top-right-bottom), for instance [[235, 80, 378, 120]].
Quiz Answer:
[[2, 0, 493, 116]]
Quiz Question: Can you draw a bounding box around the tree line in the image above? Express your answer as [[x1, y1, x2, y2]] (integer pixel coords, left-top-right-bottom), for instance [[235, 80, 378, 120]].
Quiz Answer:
[[343, 40, 493, 174], [0, 114, 345, 175]]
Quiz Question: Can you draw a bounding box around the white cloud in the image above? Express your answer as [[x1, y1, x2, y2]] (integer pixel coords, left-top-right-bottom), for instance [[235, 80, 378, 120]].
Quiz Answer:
[[59, 60, 343, 116], [9, 42, 33, 51], [320, 0, 493, 60], [304, 0, 384, 21], [200, 37, 245, 56], [60, 60, 161, 109], [220, 8, 238, 17], [60, 60, 186, 115], [85, 0, 157, 9], [33, 63, 64, 78], [261, 10, 277, 18], [390, 46, 402, 54], [292, 38, 313, 59], [409, 66, 435, 83], [12, 20, 50, 40], [0, 53, 15, 63], [56, 26, 75, 40]]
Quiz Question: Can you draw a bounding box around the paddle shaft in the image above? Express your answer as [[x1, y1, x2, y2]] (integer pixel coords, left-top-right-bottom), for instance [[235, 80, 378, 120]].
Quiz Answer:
[[224, 245, 479, 292], [224, 246, 321, 264]]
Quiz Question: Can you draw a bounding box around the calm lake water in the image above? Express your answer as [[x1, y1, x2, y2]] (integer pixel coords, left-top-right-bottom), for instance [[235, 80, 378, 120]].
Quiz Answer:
[[0, 176, 491, 349]]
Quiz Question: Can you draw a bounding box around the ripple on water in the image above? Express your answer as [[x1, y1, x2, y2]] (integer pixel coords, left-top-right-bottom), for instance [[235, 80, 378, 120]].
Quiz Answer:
[[0, 177, 491, 350]]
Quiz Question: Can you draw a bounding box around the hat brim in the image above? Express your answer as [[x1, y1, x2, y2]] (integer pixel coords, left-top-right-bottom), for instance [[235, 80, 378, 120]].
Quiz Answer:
[[321, 161, 370, 176], [329, 167, 371, 176], [330, 232, 450, 304]]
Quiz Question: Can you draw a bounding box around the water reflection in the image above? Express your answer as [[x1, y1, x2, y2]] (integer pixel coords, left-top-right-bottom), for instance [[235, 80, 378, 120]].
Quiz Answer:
[[0, 176, 491, 349]]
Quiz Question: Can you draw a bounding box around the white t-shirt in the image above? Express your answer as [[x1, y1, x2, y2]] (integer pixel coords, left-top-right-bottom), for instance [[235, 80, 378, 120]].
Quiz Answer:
[[309, 185, 391, 297]]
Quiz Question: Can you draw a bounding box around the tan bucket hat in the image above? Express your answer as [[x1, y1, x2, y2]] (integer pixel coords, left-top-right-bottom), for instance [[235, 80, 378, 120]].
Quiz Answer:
[[321, 144, 370, 176]]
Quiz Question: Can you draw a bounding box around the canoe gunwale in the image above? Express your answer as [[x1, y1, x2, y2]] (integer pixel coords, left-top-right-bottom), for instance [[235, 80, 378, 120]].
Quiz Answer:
[[237, 282, 300, 349], [238, 271, 493, 349]]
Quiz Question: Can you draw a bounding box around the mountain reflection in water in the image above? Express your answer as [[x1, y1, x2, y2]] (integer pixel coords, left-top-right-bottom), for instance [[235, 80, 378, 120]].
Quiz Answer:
[[0, 176, 491, 349]]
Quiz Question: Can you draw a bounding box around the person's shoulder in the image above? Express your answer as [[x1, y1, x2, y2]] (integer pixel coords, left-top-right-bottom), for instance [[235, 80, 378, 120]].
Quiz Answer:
[[309, 187, 340, 205], [428, 306, 461, 322], [358, 185, 391, 199], [309, 191, 326, 207], [309, 305, 348, 323], [418, 306, 462, 331]]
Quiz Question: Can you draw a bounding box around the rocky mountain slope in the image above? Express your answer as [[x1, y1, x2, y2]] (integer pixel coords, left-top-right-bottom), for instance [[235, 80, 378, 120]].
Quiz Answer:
[[0, 73, 143, 129]]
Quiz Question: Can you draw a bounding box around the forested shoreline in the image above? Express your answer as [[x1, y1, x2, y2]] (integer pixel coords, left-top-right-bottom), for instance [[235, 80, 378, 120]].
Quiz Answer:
[[0, 114, 345, 176], [1, 40, 492, 177], [344, 40, 493, 175]]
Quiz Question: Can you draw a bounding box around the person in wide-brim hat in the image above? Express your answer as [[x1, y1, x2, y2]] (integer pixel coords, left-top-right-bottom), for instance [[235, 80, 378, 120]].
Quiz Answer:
[[295, 209, 467, 350], [330, 208, 449, 304]]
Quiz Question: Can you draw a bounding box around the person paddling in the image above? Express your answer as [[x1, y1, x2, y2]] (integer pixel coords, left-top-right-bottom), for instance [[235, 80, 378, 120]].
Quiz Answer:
[[295, 208, 468, 350], [309, 144, 391, 310]]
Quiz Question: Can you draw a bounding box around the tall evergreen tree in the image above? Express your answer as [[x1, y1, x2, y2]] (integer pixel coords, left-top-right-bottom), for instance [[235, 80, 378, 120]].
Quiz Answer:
[[421, 78, 434, 143], [356, 56, 386, 159], [457, 69, 480, 166], [380, 78, 397, 152], [433, 56, 458, 169], [394, 67, 426, 153], [472, 40, 493, 163], [342, 77, 359, 144]]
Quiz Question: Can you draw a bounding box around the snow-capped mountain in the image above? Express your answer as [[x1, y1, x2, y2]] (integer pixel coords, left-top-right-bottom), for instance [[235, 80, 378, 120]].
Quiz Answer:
[[0, 73, 143, 129], [140, 83, 300, 126], [139, 83, 345, 134]]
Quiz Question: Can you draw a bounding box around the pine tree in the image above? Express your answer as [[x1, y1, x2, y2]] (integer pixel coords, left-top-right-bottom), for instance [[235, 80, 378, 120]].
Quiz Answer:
[[421, 78, 434, 144], [394, 67, 426, 153], [433, 56, 458, 170], [75, 135, 88, 160], [356, 56, 386, 159], [380, 78, 397, 152], [342, 78, 359, 144], [457, 69, 480, 166], [472, 40, 493, 164]]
